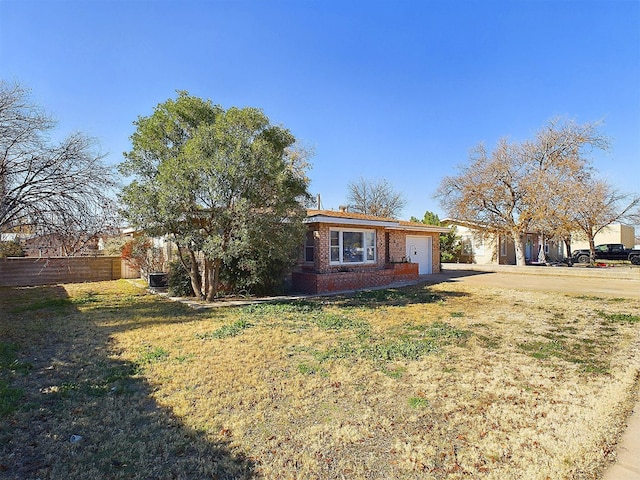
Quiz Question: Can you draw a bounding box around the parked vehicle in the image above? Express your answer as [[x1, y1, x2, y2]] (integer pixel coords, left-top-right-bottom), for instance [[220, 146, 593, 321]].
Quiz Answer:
[[571, 243, 640, 265]]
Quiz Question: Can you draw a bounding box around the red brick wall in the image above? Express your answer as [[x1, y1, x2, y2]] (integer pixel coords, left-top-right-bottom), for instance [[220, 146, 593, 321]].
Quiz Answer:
[[291, 263, 418, 294], [294, 222, 441, 293], [387, 230, 407, 263], [432, 233, 442, 273], [387, 230, 441, 273], [308, 223, 387, 273]]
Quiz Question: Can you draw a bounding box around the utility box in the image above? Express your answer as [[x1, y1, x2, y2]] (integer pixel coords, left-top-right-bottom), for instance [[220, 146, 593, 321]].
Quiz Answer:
[[148, 272, 168, 288]]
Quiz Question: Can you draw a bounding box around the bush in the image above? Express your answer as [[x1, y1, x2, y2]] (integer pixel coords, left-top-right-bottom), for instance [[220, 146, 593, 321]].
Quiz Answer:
[[0, 241, 25, 258], [167, 259, 194, 297]]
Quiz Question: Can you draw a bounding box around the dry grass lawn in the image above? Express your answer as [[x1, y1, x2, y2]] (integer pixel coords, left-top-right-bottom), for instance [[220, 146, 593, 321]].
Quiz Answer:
[[1, 278, 639, 479]]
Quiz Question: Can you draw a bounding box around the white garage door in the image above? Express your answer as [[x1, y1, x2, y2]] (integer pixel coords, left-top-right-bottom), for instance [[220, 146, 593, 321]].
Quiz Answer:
[[406, 236, 432, 274]]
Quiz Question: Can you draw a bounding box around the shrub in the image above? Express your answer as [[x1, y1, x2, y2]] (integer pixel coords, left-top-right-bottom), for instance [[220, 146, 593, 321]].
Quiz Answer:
[[167, 259, 194, 297], [0, 241, 25, 258]]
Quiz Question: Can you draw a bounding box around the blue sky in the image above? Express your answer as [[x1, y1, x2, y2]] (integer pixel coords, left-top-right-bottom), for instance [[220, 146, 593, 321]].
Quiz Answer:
[[1, 0, 638, 221]]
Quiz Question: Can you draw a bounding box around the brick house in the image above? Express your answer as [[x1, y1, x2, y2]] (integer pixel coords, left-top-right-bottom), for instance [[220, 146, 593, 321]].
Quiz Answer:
[[291, 210, 449, 294]]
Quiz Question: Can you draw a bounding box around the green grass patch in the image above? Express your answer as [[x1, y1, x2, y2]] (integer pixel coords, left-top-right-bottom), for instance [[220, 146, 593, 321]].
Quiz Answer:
[[297, 362, 327, 376], [241, 301, 322, 316], [408, 396, 429, 408], [137, 345, 170, 365], [10, 296, 72, 313], [313, 322, 469, 365], [334, 286, 444, 308], [518, 335, 611, 374], [70, 291, 101, 306], [476, 334, 501, 349], [382, 366, 407, 379], [0, 342, 29, 416], [597, 311, 640, 324], [311, 313, 368, 331], [197, 319, 253, 339], [240, 302, 368, 332], [0, 342, 32, 373], [519, 340, 564, 360], [0, 379, 23, 416]]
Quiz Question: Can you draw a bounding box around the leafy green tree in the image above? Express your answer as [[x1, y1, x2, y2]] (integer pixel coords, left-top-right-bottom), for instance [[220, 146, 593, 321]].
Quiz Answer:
[[439, 227, 461, 262], [119, 92, 311, 300], [410, 211, 441, 225]]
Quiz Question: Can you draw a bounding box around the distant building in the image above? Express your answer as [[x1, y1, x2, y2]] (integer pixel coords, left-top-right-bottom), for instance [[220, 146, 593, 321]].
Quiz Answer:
[[441, 219, 565, 265], [570, 224, 635, 250], [442, 220, 636, 265]]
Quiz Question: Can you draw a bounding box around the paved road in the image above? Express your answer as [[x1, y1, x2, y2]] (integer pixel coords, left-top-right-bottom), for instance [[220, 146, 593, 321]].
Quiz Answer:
[[425, 270, 640, 299]]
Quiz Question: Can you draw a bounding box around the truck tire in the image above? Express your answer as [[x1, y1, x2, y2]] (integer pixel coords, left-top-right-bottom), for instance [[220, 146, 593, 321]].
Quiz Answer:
[[631, 256, 640, 266], [577, 254, 590, 264]]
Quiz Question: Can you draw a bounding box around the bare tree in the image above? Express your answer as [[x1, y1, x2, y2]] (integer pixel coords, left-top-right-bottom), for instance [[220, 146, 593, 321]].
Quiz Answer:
[[0, 80, 117, 254], [570, 176, 640, 257], [436, 119, 609, 265], [346, 177, 406, 218]]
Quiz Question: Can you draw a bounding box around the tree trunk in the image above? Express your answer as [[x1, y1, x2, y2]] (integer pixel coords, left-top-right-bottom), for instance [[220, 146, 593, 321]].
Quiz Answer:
[[206, 258, 221, 301], [203, 258, 210, 297], [588, 233, 597, 263], [176, 243, 203, 300], [563, 237, 572, 260], [187, 248, 203, 300], [512, 231, 527, 266]]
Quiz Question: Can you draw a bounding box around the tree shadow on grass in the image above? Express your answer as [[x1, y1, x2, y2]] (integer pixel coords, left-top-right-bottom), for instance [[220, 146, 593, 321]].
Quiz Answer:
[[325, 283, 470, 309], [0, 285, 257, 480]]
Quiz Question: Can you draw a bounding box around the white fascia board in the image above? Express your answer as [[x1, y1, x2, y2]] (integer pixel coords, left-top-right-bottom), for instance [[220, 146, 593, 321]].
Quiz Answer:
[[387, 225, 451, 233], [304, 215, 398, 228]]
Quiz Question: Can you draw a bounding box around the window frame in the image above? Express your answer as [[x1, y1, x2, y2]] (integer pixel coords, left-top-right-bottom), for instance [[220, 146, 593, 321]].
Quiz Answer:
[[304, 230, 315, 262], [329, 228, 377, 265]]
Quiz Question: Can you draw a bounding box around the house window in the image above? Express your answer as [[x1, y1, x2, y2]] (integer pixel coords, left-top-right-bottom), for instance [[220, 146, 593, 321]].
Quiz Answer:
[[305, 230, 315, 262], [330, 229, 376, 264]]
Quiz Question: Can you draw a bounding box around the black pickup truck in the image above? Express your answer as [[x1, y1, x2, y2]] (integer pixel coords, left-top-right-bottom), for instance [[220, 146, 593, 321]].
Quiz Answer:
[[571, 243, 640, 265]]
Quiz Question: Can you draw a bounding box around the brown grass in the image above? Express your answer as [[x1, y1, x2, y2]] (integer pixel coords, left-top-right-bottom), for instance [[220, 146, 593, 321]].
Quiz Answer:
[[1, 278, 639, 479]]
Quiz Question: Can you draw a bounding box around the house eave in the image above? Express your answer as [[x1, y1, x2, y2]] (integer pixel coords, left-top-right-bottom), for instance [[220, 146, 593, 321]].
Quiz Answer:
[[304, 215, 398, 228], [304, 212, 451, 233], [387, 225, 451, 233]]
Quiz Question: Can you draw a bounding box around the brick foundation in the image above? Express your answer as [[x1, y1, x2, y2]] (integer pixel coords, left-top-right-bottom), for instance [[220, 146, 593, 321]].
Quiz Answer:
[[291, 263, 419, 294]]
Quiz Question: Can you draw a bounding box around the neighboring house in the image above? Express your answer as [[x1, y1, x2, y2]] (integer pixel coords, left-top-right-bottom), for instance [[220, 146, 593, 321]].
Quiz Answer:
[[570, 224, 636, 250], [0, 232, 34, 245], [19, 233, 101, 257], [441, 219, 565, 265], [292, 209, 449, 294]]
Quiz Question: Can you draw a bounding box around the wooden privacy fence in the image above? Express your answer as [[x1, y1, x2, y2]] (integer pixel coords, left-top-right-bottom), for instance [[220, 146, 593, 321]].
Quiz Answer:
[[0, 256, 139, 287]]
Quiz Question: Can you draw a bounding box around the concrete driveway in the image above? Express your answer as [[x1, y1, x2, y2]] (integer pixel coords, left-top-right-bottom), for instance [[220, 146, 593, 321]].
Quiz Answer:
[[425, 269, 640, 299]]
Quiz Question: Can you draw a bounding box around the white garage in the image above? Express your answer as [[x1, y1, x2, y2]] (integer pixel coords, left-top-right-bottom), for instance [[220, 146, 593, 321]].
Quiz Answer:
[[406, 235, 432, 274]]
